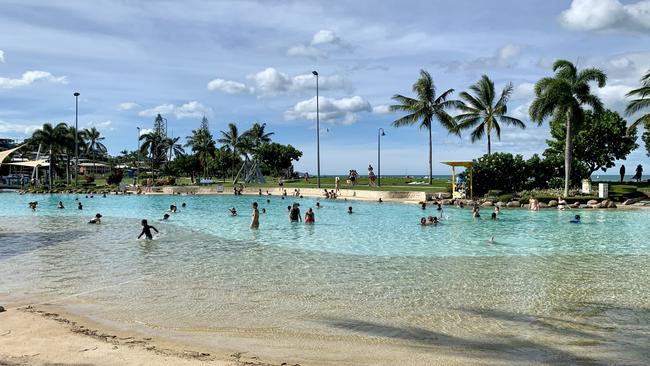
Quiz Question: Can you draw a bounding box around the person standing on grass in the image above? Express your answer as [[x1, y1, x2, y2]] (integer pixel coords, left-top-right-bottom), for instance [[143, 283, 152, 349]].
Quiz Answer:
[[620, 164, 626, 183], [633, 164, 643, 182], [335, 176, 341, 193], [250, 202, 259, 229]]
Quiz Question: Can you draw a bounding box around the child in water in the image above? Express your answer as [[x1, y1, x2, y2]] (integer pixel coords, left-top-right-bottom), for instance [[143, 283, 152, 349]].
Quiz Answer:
[[570, 215, 581, 224], [88, 213, 102, 224], [305, 208, 315, 223], [138, 219, 159, 240]]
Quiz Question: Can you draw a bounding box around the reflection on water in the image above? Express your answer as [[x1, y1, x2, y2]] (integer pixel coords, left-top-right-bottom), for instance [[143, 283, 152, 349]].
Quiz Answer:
[[0, 195, 649, 364]]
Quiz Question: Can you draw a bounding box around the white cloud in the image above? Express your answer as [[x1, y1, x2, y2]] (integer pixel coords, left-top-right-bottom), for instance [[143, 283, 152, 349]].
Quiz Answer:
[[559, 0, 650, 32], [86, 120, 114, 131], [139, 128, 153, 136], [287, 45, 325, 59], [0, 70, 68, 89], [311, 30, 341, 46], [596, 84, 635, 113], [285, 96, 372, 125], [0, 50, 5, 63], [0, 120, 40, 135], [206, 78, 249, 94], [372, 104, 392, 114], [248, 67, 346, 96], [511, 102, 532, 121], [116, 102, 139, 111], [138, 101, 213, 119], [435, 43, 523, 71], [512, 82, 535, 100]]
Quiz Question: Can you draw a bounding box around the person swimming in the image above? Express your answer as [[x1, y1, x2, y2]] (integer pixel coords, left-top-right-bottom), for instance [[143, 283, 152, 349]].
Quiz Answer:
[[378, 197, 383, 203], [261, 208, 266, 214], [305, 208, 315, 224], [266, 199, 271, 204], [250, 202, 259, 229], [229, 207, 237, 216], [316, 202, 323, 209], [181, 202, 186, 208], [161, 213, 170, 220], [88, 213, 102, 224], [472, 205, 480, 218], [487, 236, 495, 244], [168, 204, 178, 213], [437, 203, 442, 211], [491, 212, 497, 220], [570, 215, 581, 224], [287, 205, 292, 212], [56, 201, 64, 209], [289, 203, 302, 222], [138, 219, 159, 240], [420, 217, 427, 226], [78, 202, 83, 210], [347, 206, 353, 214], [420, 202, 426, 210]]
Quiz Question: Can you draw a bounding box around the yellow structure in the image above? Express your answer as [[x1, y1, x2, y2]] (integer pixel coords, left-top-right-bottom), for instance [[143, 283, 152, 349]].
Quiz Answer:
[[441, 161, 473, 199]]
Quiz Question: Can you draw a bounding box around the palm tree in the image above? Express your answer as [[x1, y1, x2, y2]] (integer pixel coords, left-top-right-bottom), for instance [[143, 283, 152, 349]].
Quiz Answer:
[[139, 131, 165, 179], [457, 75, 525, 155], [186, 128, 215, 177], [164, 136, 185, 162], [625, 68, 650, 131], [84, 127, 107, 177], [390, 69, 460, 184], [529, 59, 606, 197], [218, 123, 242, 180], [31, 122, 68, 187], [244, 122, 274, 148]]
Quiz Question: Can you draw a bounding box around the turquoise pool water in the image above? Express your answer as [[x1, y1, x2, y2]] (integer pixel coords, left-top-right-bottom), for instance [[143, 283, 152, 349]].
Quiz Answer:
[[1, 192, 649, 365]]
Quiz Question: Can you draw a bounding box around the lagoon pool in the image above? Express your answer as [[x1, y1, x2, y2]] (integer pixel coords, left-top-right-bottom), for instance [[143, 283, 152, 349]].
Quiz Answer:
[[1, 192, 649, 365]]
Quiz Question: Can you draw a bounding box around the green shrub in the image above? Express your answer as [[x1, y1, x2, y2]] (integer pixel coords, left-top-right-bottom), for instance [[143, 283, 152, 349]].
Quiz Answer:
[[106, 169, 124, 185]]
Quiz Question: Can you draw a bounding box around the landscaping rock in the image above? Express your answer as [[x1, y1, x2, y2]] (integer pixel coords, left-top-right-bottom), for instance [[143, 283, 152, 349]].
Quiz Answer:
[[466, 200, 476, 206], [570, 202, 580, 208], [548, 200, 558, 207], [0, 305, 5, 312], [521, 204, 528, 209], [607, 201, 617, 208], [538, 202, 548, 208], [481, 201, 494, 207], [495, 201, 506, 208], [441, 199, 452, 205], [623, 197, 646, 205], [507, 201, 520, 208], [587, 200, 599, 206]]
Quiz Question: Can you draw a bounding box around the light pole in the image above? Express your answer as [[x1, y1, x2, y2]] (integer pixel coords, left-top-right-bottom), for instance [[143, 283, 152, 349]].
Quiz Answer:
[[378, 128, 386, 186], [312, 70, 320, 188], [74, 92, 80, 186], [136, 127, 141, 186]]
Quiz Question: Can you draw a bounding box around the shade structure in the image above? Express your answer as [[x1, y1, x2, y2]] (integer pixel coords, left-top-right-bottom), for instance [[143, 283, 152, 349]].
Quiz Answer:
[[0, 145, 25, 167], [441, 161, 473, 199], [7, 159, 49, 168]]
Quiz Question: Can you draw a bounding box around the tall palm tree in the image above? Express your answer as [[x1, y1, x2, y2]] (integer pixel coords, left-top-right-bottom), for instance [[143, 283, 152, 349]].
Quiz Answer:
[[457, 75, 525, 155], [390, 69, 460, 184], [625, 68, 650, 131], [218, 123, 241, 180], [529, 59, 606, 197], [139, 131, 165, 179], [244, 122, 274, 149], [164, 136, 185, 162], [32, 122, 68, 187], [84, 127, 107, 177], [186, 128, 215, 177]]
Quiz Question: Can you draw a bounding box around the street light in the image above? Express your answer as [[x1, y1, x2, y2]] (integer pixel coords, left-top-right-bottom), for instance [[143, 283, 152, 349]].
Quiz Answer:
[[73, 92, 80, 186], [312, 70, 320, 188], [378, 128, 386, 186], [136, 127, 141, 186]]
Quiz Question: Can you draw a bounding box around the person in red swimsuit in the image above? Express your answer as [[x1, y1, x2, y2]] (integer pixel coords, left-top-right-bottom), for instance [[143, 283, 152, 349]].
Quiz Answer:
[[305, 208, 315, 224]]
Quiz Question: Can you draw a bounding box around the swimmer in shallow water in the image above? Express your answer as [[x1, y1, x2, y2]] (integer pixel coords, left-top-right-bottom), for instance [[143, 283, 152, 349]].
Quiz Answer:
[[138, 219, 158, 240], [56, 201, 64, 209], [88, 213, 102, 224], [78, 202, 83, 210], [161, 213, 170, 220], [229, 207, 237, 216], [570, 214, 581, 224], [347, 206, 353, 214]]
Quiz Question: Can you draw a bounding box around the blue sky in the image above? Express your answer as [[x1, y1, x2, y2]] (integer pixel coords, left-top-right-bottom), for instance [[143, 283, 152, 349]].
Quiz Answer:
[[0, 0, 649, 174]]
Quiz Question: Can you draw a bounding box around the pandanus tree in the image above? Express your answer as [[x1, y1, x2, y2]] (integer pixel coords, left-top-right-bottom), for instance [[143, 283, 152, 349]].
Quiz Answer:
[[83, 127, 107, 177], [457, 75, 524, 155], [390, 69, 460, 184], [529, 60, 606, 197]]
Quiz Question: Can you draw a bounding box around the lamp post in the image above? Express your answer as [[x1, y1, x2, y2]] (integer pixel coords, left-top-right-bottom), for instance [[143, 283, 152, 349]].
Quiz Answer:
[[312, 70, 320, 188], [377, 128, 386, 186], [136, 127, 140, 186], [73, 92, 80, 186]]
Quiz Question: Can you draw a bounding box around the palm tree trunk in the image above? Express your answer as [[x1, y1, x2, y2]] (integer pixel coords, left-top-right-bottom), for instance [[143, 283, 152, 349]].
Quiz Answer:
[[564, 115, 572, 198], [49, 147, 53, 187], [428, 126, 433, 185], [232, 147, 236, 181], [487, 133, 491, 155]]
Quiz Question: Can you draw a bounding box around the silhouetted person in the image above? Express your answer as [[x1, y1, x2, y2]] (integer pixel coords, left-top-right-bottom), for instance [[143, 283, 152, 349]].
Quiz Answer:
[[138, 219, 158, 240], [620, 164, 626, 183], [633, 164, 643, 182]]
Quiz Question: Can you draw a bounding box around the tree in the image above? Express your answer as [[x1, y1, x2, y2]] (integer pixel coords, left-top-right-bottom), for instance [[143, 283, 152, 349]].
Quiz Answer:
[[529, 59, 606, 197], [457, 75, 524, 155], [256, 142, 302, 177], [462, 152, 528, 197], [185, 120, 215, 177], [545, 110, 638, 177], [139, 131, 165, 178], [163, 136, 185, 161], [84, 127, 107, 177], [244, 122, 274, 149], [626, 69, 650, 155], [390, 70, 460, 184], [31, 122, 68, 186], [218, 123, 242, 180]]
